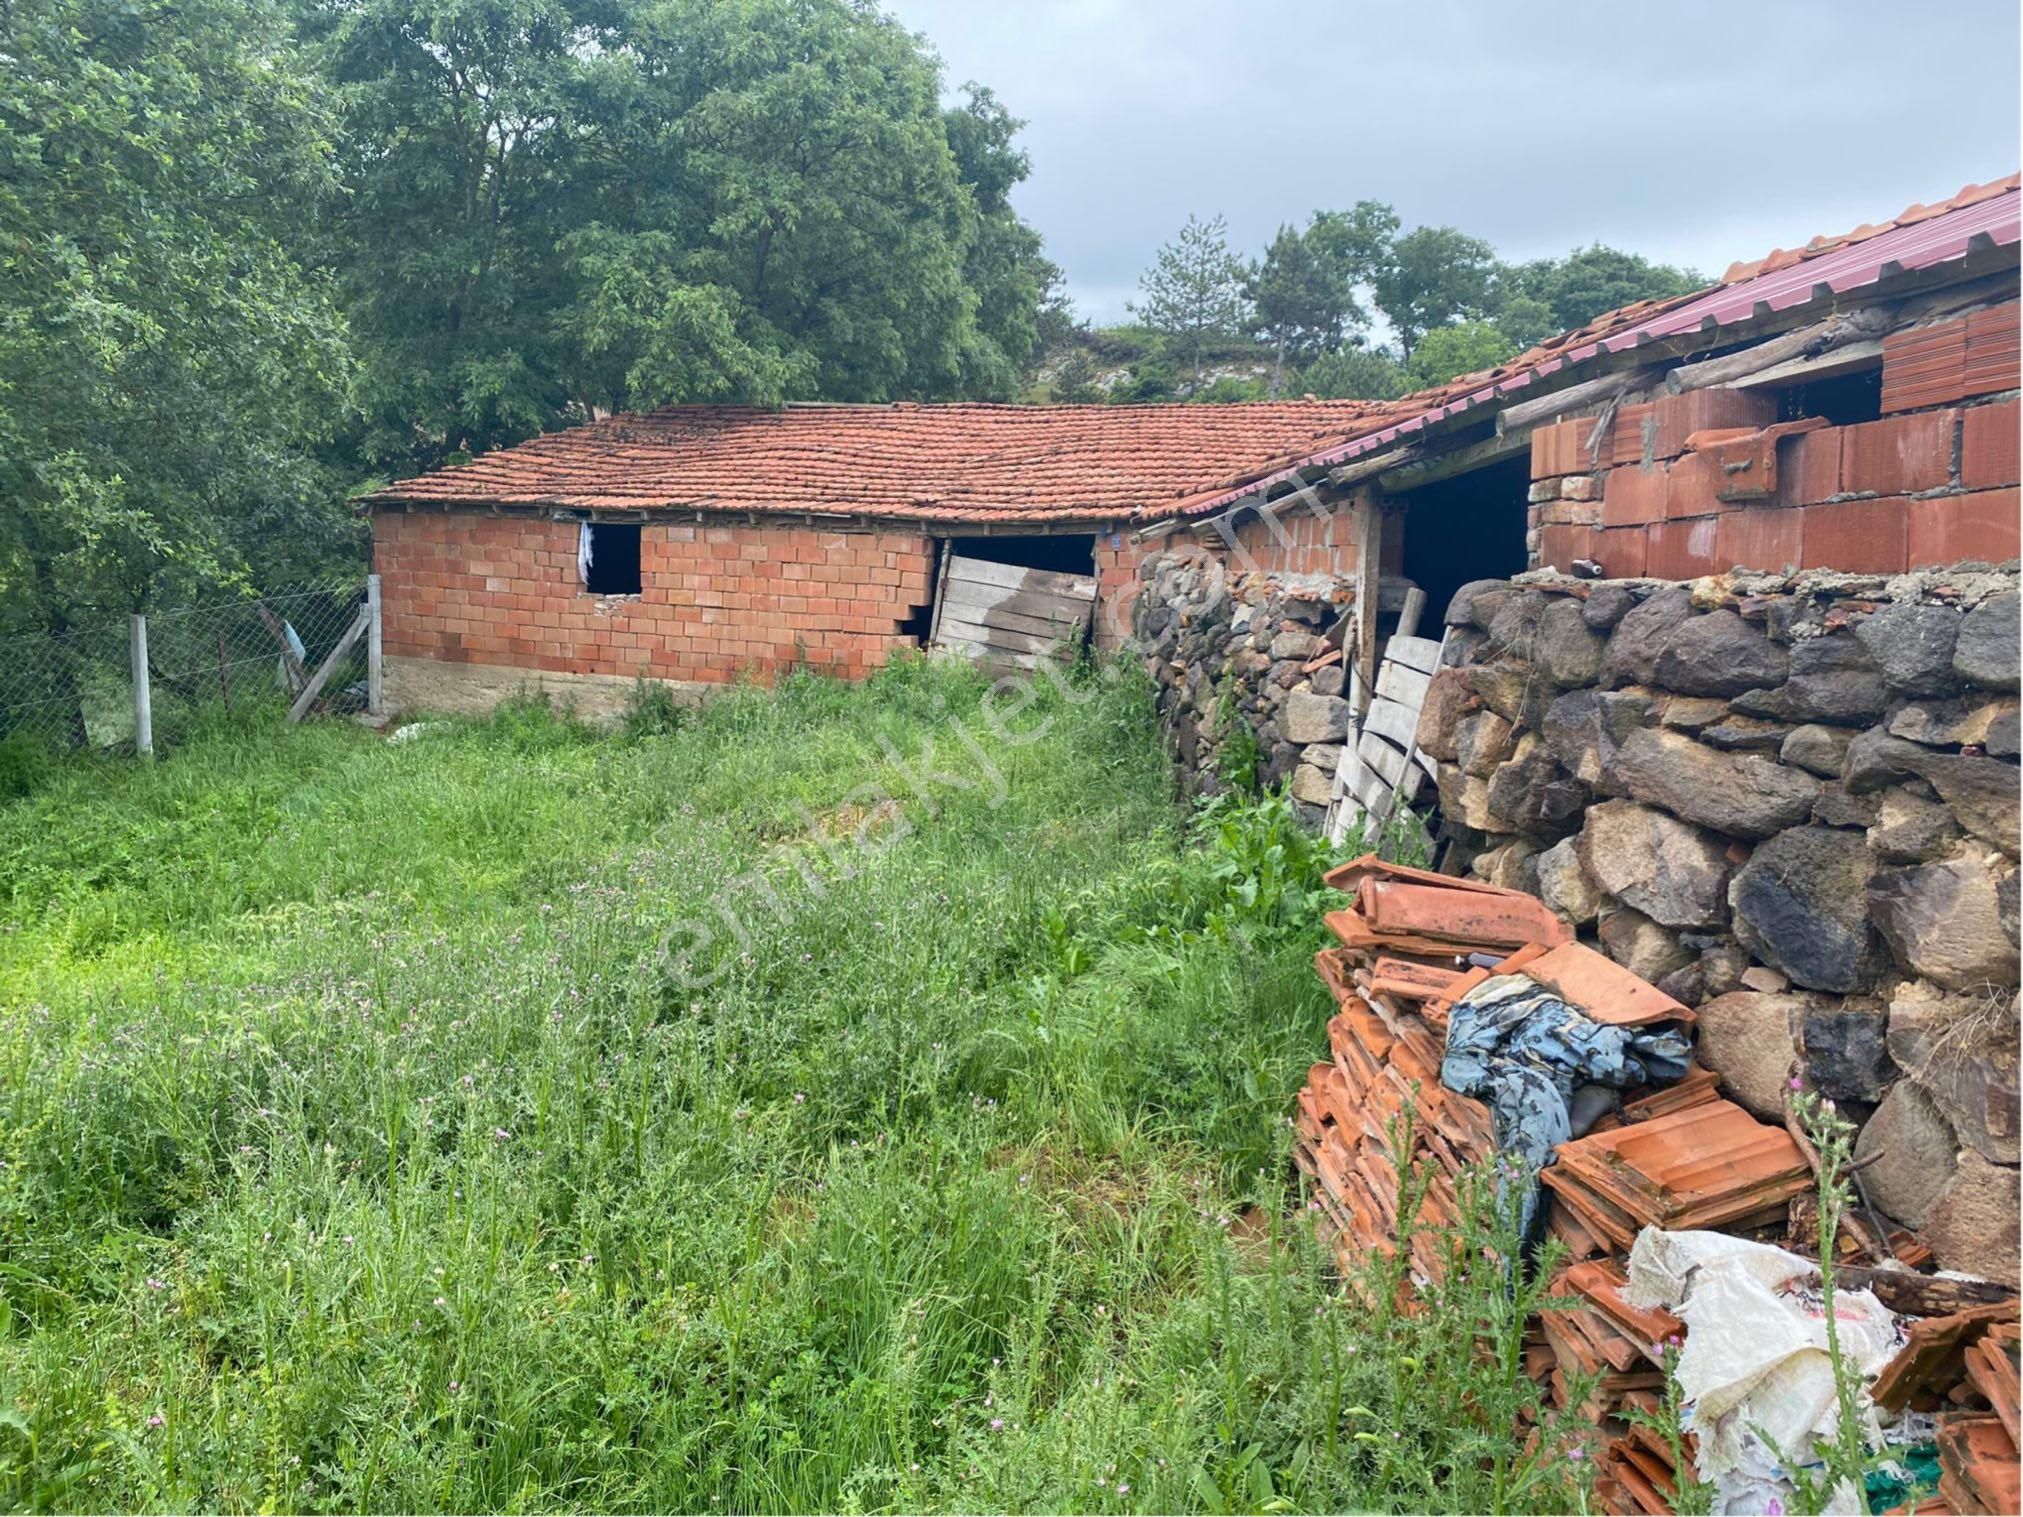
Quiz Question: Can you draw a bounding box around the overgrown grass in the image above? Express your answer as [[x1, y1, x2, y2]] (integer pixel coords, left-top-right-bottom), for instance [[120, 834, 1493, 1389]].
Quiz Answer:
[[0, 656, 1589, 1513]]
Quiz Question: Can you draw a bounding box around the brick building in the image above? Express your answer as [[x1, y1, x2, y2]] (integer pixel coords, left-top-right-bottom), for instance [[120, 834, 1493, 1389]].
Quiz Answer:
[[369, 176, 2021, 716]]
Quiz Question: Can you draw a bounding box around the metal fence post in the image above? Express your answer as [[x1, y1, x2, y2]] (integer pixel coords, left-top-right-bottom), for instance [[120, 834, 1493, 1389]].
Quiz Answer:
[[366, 573, 385, 716], [129, 612, 153, 758]]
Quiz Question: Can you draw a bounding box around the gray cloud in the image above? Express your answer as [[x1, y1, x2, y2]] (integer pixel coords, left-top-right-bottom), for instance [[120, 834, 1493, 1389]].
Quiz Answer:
[[885, 0, 2021, 324]]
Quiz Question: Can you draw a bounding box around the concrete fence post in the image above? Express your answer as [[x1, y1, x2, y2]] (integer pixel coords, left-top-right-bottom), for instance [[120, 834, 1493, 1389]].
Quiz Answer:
[[129, 612, 153, 759], [366, 574, 385, 716]]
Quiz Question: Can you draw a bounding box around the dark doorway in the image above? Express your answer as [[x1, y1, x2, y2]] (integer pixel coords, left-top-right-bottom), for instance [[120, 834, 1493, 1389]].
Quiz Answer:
[[1397, 458, 1530, 626], [584, 523, 642, 595], [949, 533, 1095, 575]]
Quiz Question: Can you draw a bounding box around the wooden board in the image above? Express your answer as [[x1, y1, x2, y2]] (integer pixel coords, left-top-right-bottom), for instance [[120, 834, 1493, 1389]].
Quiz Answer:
[[941, 557, 1095, 598], [930, 552, 1097, 668], [1361, 695, 1421, 751], [1357, 730, 1422, 799], [1375, 659, 1431, 708], [1384, 635, 1443, 675]]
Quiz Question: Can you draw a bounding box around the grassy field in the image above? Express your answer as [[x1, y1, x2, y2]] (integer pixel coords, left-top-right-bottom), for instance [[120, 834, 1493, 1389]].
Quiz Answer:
[[0, 657, 1589, 1514]]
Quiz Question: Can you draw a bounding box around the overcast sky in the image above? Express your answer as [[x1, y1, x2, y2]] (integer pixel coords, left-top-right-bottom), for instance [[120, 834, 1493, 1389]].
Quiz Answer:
[[881, 0, 2022, 326]]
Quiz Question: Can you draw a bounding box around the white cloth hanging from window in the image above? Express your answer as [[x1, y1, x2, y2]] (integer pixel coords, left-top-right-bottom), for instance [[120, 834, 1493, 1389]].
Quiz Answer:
[[577, 521, 595, 585]]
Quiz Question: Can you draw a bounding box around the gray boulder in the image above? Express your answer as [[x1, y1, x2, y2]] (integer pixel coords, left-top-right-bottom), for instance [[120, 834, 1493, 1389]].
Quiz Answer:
[[1915, 753, 2021, 857], [1486, 592, 1545, 656], [1728, 826, 1886, 992], [1597, 906, 1694, 985], [1446, 579, 1509, 629], [1605, 585, 1695, 686], [1888, 981, 2021, 1163], [1798, 1001, 1896, 1103], [1954, 590, 2020, 690], [1575, 799, 1731, 929], [1485, 738, 1586, 837], [1536, 597, 1608, 686], [1924, 1151, 2021, 1287], [1284, 692, 1353, 744], [1782, 724, 1855, 778], [1656, 610, 1790, 696], [1455, 710, 1515, 778], [1694, 991, 1804, 1121], [1289, 763, 1335, 806], [1733, 634, 1890, 724], [1887, 696, 2019, 748], [1855, 600, 1963, 696], [1854, 1081, 1959, 1229], [1868, 787, 1964, 864], [1870, 854, 2020, 991], [1415, 668, 1479, 762], [1542, 688, 1651, 794], [1582, 583, 1637, 629], [1536, 837, 1605, 926], [1269, 628, 1319, 661], [1614, 726, 1820, 839]]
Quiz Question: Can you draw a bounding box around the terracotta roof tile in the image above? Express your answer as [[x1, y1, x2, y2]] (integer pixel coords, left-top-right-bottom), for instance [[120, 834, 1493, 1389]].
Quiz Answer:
[[1723, 175, 2022, 283], [368, 400, 1397, 525]]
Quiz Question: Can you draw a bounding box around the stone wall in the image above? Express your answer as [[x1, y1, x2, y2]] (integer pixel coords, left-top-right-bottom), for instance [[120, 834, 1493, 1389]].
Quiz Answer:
[[1422, 565, 2020, 1280], [1131, 549, 1359, 816]]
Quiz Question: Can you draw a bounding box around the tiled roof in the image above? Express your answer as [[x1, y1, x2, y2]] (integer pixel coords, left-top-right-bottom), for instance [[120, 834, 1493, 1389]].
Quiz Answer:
[[372, 177, 2020, 529], [368, 401, 1396, 525]]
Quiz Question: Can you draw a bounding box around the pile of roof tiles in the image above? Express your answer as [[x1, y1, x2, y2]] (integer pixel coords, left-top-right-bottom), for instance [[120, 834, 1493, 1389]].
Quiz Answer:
[[1290, 855, 2021, 1516], [1875, 1308, 2022, 1515]]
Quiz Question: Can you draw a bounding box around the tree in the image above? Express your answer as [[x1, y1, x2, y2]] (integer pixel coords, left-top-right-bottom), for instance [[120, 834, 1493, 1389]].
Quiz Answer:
[[1371, 225, 1498, 358], [297, 0, 1059, 474], [1402, 321, 1517, 391], [1502, 245, 1703, 334], [1489, 293, 1559, 354], [1297, 348, 1406, 401], [0, 0, 353, 664], [1246, 223, 1351, 398], [1131, 214, 1249, 395], [1307, 200, 1399, 328]]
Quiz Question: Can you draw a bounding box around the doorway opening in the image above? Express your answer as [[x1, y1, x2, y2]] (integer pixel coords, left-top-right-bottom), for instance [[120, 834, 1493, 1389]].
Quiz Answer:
[[1396, 457, 1531, 628]]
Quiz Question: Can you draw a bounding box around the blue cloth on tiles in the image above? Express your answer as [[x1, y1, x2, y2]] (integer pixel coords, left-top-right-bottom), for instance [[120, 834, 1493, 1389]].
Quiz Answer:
[[1440, 972, 1692, 1249]]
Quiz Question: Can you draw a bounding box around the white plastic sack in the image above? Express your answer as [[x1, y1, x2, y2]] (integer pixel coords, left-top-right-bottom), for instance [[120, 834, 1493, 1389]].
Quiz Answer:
[[1627, 1227, 1904, 1514]]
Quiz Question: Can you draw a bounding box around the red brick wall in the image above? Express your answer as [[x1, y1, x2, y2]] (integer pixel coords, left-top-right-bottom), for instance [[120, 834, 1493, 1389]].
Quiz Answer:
[[1526, 302, 2022, 578], [374, 511, 935, 683]]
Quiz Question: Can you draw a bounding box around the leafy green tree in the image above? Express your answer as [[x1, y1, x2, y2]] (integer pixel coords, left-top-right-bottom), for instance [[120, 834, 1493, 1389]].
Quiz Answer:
[[1307, 200, 1399, 324], [0, 0, 353, 656], [1048, 349, 1103, 404], [298, 0, 1056, 473], [1490, 293, 1559, 353], [1402, 321, 1517, 390], [1371, 225, 1499, 358], [1502, 244, 1703, 333], [1246, 223, 1351, 398], [1296, 348, 1406, 401], [1131, 214, 1249, 395]]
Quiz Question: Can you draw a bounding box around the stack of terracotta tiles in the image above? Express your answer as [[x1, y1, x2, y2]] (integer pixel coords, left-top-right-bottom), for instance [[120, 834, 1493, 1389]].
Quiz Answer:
[[1289, 854, 2022, 1516], [1873, 1307, 2022, 1515]]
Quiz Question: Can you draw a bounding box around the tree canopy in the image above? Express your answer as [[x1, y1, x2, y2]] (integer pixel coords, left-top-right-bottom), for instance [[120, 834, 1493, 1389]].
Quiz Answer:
[[0, 0, 354, 637]]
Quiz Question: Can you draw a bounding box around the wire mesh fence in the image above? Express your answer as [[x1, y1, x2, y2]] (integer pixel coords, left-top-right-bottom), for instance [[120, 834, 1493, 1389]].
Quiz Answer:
[[0, 581, 374, 761]]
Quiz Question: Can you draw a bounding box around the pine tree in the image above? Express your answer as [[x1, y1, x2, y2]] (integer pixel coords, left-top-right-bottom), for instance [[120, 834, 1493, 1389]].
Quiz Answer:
[[1130, 214, 1248, 396]]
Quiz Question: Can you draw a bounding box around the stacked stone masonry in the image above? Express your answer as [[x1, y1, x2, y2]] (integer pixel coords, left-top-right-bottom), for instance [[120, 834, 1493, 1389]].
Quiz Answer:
[[1420, 565, 2021, 1282], [1527, 300, 2022, 580]]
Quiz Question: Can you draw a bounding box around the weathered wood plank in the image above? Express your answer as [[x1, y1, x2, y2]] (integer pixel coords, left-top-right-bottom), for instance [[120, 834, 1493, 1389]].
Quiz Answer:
[[934, 619, 1079, 659], [941, 556, 1096, 598], [938, 579, 1093, 628], [1357, 731, 1424, 799], [1385, 635, 1443, 676], [288, 604, 370, 723], [934, 595, 1090, 640], [1376, 658, 1431, 708], [1362, 696, 1421, 750]]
